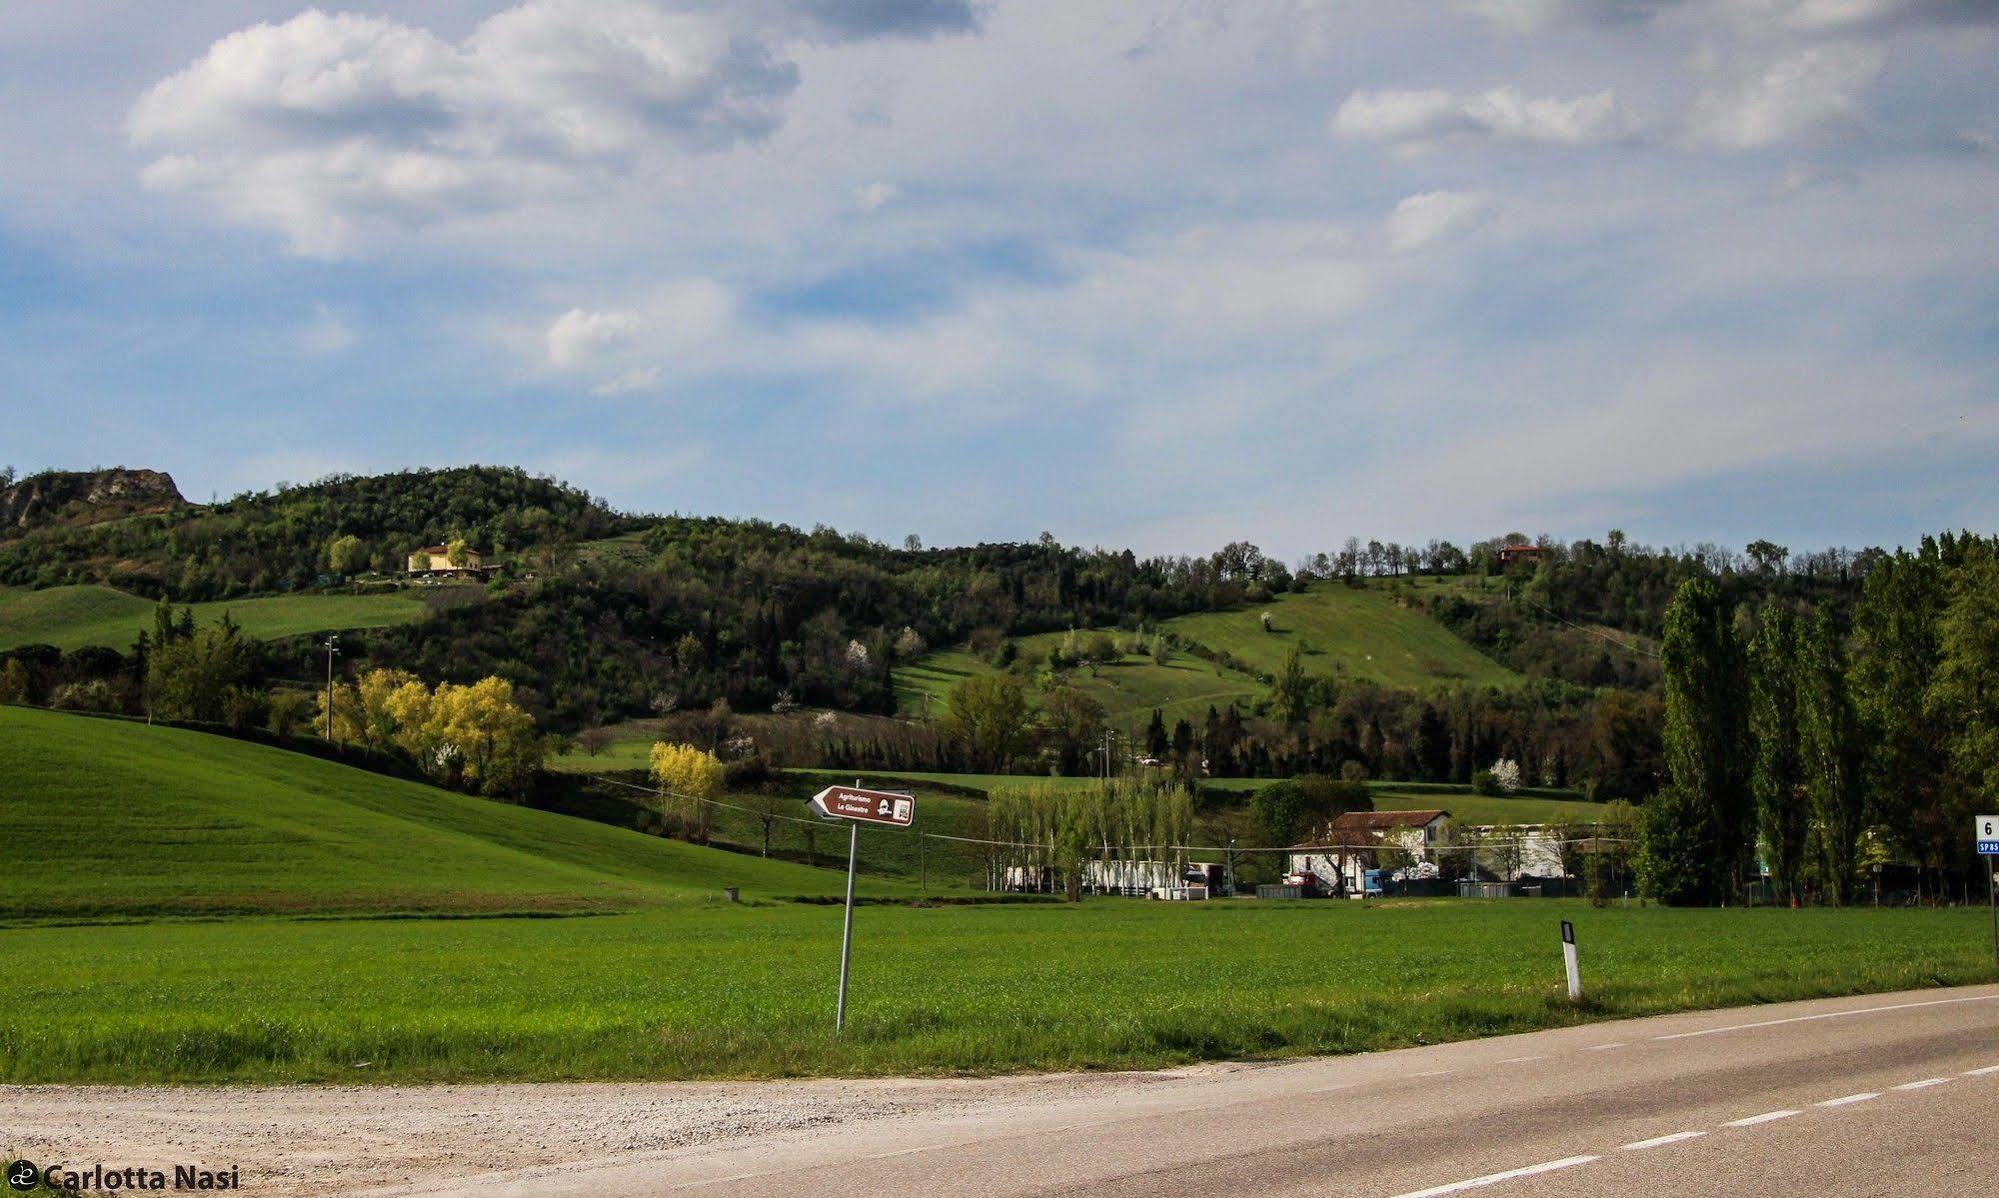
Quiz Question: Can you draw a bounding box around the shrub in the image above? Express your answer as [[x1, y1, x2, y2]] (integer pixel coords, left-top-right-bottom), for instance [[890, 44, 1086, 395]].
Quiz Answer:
[[1472, 770, 1503, 796]]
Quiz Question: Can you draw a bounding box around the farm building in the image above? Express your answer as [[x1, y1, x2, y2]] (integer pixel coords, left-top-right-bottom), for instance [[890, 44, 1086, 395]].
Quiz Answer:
[[405, 544, 496, 577], [1455, 824, 1570, 882], [1496, 543, 1545, 567], [1287, 809, 1449, 895]]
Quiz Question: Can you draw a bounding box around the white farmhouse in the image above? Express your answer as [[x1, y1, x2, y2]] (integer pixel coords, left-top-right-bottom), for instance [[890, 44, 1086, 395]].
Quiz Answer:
[[1288, 809, 1449, 895]]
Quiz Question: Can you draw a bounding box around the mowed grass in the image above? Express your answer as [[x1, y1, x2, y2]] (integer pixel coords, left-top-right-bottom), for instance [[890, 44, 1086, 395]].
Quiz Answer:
[[894, 581, 1518, 724], [0, 583, 430, 651], [0, 707, 909, 920], [894, 641, 1263, 728], [1164, 583, 1518, 690], [0, 901, 1989, 1084]]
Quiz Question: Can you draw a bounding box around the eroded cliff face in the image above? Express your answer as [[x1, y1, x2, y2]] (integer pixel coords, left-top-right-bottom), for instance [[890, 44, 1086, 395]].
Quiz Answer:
[[0, 468, 186, 534]]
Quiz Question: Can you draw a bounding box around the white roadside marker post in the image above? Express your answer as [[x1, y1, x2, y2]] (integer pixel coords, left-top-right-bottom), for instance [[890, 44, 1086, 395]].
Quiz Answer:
[[1562, 919, 1583, 1004], [808, 783, 917, 1034]]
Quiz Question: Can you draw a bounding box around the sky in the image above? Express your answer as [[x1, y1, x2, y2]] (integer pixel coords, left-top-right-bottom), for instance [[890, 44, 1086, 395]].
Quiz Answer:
[[2, 0, 1995, 559]]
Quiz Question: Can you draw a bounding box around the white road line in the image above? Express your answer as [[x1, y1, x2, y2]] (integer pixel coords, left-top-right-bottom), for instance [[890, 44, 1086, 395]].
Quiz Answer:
[[1816, 1093, 1879, 1107], [1498, 1055, 1547, 1063], [1964, 1064, 1999, 1076], [1620, 1131, 1706, 1151], [1723, 1110, 1800, 1127], [1386, 1155, 1599, 1198], [1892, 1077, 1951, 1091], [1652, 993, 1999, 1042], [1584, 1042, 1628, 1051]]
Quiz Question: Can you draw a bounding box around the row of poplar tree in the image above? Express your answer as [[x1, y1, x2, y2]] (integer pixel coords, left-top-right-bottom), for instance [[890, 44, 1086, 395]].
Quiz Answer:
[[1644, 532, 1998, 905]]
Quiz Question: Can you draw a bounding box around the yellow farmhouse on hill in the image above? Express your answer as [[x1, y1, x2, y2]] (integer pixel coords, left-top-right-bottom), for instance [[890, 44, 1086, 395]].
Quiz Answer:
[[406, 544, 493, 577]]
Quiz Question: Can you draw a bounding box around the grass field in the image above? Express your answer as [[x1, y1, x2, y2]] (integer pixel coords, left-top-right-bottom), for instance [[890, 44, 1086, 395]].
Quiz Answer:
[[894, 580, 1520, 724], [0, 583, 431, 651], [1, 901, 1989, 1084], [7, 705, 1988, 1088], [0, 707, 910, 920]]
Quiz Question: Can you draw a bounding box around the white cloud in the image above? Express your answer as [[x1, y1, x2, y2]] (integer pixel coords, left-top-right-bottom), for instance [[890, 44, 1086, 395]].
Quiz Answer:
[[547, 308, 644, 369], [129, 3, 799, 256], [1335, 85, 1637, 148], [852, 180, 900, 211], [1384, 190, 1490, 252], [544, 278, 736, 387], [1687, 45, 1885, 148]]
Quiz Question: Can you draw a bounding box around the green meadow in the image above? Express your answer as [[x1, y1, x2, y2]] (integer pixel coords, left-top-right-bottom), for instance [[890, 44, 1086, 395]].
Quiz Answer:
[[0, 583, 430, 651], [894, 580, 1520, 725], [3, 706, 1992, 1086], [0, 707, 912, 920], [2, 900, 1988, 1084]]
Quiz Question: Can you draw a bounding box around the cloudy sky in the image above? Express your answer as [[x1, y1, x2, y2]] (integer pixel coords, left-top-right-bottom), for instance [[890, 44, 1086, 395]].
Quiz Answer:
[[3, 1, 1995, 557]]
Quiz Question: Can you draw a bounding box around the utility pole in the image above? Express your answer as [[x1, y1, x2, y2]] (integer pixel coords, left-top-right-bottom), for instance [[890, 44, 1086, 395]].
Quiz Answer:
[[322, 634, 340, 746]]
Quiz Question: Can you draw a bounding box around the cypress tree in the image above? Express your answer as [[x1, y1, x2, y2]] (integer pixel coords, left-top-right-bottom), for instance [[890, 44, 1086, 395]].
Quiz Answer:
[[1797, 607, 1866, 904], [1749, 602, 1806, 903], [1644, 577, 1753, 904]]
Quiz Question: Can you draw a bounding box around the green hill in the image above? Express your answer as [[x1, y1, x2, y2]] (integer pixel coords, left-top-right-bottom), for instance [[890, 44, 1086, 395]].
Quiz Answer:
[[0, 583, 430, 652], [896, 581, 1520, 725], [0, 706, 901, 920]]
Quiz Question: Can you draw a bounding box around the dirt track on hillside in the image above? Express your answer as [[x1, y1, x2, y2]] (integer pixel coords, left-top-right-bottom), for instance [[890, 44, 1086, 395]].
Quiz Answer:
[[1, 1068, 1204, 1196]]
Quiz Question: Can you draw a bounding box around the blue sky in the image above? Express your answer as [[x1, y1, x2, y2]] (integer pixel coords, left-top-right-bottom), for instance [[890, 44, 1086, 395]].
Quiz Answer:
[[2, 0, 1995, 558]]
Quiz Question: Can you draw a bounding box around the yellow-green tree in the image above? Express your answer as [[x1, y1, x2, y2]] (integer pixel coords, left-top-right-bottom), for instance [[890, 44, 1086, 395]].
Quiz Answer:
[[0, 658, 29, 705], [446, 538, 471, 568], [325, 533, 366, 574], [313, 682, 367, 745], [650, 741, 724, 842], [429, 677, 540, 798]]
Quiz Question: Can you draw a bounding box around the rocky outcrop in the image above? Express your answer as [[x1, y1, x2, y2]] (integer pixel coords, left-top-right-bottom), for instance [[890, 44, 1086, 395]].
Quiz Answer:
[[0, 468, 186, 534]]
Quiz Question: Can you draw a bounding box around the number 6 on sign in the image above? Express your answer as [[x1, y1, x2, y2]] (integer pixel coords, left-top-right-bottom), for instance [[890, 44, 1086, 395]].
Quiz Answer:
[[1977, 815, 1999, 857]]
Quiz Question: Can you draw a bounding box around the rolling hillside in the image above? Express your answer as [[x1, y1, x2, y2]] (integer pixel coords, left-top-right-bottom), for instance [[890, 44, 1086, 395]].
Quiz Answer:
[[896, 580, 1520, 725], [0, 583, 431, 651], [0, 706, 902, 920]]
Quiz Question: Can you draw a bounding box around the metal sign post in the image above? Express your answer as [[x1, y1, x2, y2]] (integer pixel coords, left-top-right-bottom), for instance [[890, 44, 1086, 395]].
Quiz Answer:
[[1978, 815, 1999, 970], [810, 785, 917, 1033], [1561, 919, 1582, 1004]]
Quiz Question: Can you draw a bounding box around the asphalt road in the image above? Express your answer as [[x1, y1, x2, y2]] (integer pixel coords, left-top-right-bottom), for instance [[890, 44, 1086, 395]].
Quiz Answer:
[[432, 983, 1999, 1198]]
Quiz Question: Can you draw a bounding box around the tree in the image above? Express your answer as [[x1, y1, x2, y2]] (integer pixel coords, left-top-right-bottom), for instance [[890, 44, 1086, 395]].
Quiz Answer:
[[0, 658, 28, 705], [1746, 539, 1789, 575], [1928, 550, 1999, 876], [1251, 775, 1370, 849], [1748, 603, 1807, 903], [1268, 642, 1312, 726], [1852, 548, 1951, 882], [1797, 608, 1866, 904], [265, 690, 315, 738], [938, 674, 1033, 773], [577, 727, 614, 757], [325, 534, 367, 575], [1144, 708, 1168, 760], [145, 613, 253, 724], [445, 538, 470, 568], [1041, 685, 1106, 776], [1649, 577, 1753, 903], [741, 793, 792, 857], [649, 741, 725, 842]]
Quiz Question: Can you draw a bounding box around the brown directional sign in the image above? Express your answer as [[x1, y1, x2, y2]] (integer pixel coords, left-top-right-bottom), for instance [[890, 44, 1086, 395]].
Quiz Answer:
[[809, 785, 916, 828]]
